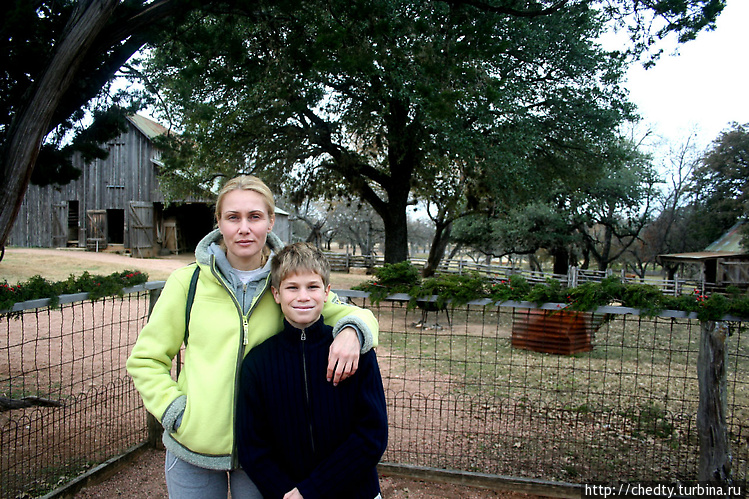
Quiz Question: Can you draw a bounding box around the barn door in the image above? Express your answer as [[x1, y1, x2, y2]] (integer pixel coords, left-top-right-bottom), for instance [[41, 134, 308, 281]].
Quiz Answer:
[[52, 202, 68, 248], [86, 210, 107, 251], [129, 201, 155, 258]]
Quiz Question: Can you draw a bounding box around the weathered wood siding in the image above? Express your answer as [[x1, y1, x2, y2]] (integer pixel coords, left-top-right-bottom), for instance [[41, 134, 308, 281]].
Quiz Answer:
[[8, 115, 292, 252], [8, 117, 161, 249]]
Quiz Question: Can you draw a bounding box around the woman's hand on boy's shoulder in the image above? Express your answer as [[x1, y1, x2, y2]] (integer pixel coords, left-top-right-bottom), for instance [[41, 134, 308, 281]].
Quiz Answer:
[[327, 326, 360, 386], [284, 487, 304, 499]]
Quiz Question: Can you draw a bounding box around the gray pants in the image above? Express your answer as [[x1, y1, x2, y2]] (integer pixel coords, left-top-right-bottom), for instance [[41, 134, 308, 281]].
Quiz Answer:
[[165, 450, 263, 499]]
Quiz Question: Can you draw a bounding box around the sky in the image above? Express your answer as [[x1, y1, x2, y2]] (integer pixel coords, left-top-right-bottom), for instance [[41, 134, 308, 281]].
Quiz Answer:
[[622, 0, 748, 152]]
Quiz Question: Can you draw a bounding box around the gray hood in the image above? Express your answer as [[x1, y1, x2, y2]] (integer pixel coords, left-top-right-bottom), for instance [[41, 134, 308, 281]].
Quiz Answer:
[[194, 228, 286, 313], [195, 228, 285, 267]]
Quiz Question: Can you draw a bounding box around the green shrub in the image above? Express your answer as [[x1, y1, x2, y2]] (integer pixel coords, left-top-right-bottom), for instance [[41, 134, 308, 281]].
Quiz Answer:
[[488, 274, 531, 302], [526, 278, 566, 305], [418, 272, 490, 307], [353, 262, 422, 303], [355, 265, 749, 320], [0, 270, 149, 312]]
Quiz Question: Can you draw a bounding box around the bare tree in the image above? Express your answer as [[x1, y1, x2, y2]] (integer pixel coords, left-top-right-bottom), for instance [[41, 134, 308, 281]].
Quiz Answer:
[[626, 132, 702, 277]]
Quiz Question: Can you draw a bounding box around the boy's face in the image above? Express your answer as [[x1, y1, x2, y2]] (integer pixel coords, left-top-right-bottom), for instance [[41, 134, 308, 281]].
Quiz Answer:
[[272, 270, 331, 330]]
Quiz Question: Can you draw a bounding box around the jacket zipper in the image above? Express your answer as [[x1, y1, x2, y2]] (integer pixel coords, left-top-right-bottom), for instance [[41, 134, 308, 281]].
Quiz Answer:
[[241, 282, 250, 345], [300, 329, 316, 454], [210, 258, 269, 469]]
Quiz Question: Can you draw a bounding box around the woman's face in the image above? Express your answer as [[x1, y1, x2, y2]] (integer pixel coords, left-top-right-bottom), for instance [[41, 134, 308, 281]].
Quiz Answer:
[[217, 189, 275, 271]]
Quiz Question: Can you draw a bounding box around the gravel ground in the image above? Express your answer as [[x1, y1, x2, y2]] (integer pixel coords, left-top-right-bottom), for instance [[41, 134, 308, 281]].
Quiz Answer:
[[73, 447, 544, 498]]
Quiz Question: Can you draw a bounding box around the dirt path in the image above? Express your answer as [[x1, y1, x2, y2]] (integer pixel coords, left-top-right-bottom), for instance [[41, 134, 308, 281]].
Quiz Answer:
[[75, 446, 541, 498], [1, 247, 370, 287]]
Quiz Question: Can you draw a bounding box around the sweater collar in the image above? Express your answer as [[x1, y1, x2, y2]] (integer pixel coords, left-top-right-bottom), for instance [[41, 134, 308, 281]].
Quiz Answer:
[[281, 315, 328, 344]]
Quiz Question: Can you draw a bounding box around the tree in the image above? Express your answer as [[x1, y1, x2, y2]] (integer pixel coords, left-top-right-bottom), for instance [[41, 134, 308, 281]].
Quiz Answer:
[[141, 0, 724, 265], [326, 201, 384, 256], [407, 216, 435, 257], [0, 0, 224, 249], [280, 197, 328, 246], [0, 0, 725, 253], [623, 124, 748, 279], [419, 160, 470, 276], [452, 200, 580, 271], [625, 132, 701, 277], [450, 135, 657, 273], [690, 122, 749, 240], [577, 143, 658, 271]]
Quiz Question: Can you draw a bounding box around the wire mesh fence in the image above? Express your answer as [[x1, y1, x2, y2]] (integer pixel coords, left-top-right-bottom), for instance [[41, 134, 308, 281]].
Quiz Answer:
[[340, 294, 749, 485], [1, 285, 747, 498], [1, 291, 151, 498]]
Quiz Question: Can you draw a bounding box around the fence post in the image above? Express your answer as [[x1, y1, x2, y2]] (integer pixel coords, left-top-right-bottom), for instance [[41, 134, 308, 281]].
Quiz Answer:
[[146, 287, 165, 449], [697, 320, 732, 482], [568, 266, 578, 288], [148, 287, 161, 317]]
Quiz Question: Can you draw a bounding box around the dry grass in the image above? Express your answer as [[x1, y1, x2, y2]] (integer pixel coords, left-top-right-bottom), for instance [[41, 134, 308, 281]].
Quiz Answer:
[[1, 248, 193, 283], [0, 247, 370, 289]]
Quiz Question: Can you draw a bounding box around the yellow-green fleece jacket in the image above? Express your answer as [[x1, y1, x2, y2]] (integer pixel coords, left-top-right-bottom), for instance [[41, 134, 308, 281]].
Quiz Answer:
[[126, 229, 378, 471]]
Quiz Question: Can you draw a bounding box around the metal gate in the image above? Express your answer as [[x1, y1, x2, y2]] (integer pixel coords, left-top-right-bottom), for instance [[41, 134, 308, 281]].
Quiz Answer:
[[86, 210, 107, 251], [129, 201, 155, 258], [52, 202, 67, 248]]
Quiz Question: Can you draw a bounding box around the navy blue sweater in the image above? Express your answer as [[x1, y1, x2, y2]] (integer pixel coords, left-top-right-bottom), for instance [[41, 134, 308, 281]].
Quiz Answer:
[[236, 316, 388, 499]]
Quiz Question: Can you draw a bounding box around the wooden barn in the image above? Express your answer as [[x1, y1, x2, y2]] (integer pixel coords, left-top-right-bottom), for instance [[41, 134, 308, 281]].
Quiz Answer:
[[658, 221, 749, 291], [8, 114, 291, 257]]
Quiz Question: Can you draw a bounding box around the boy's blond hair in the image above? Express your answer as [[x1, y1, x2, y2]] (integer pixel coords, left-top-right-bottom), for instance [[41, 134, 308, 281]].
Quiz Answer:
[[271, 243, 331, 289]]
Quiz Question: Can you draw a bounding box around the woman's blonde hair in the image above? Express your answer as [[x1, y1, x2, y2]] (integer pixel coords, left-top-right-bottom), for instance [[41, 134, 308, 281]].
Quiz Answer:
[[215, 175, 276, 265]]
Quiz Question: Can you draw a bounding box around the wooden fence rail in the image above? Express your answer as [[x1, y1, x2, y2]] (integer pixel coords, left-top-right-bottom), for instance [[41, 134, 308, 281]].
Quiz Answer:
[[324, 253, 698, 296]]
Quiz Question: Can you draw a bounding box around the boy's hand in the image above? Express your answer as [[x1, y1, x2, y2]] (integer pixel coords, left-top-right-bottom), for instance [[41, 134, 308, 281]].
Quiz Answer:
[[327, 326, 360, 385], [284, 488, 304, 499]]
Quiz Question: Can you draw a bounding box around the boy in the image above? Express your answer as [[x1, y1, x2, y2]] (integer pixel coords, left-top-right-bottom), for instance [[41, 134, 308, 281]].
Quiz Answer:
[[236, 243, 388, 499]]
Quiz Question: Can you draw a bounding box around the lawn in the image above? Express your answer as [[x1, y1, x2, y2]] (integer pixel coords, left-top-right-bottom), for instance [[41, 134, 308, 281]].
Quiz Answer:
[[0, 247, 370, 289]]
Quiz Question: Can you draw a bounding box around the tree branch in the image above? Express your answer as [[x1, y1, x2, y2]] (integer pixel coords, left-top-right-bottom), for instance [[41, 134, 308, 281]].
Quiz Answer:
[[443, 0, 568, 17]]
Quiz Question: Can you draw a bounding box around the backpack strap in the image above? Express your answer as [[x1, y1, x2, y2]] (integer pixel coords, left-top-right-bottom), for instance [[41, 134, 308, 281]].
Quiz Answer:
[[184, 265, 200, 347]]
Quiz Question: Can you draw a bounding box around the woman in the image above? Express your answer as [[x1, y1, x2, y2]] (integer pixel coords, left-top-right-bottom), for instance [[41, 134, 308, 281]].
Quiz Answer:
[[127, 175, 378, 498]]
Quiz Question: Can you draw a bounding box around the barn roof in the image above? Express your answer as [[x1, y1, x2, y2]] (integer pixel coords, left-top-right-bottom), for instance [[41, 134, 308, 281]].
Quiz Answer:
[[658, 251, 749, 262], [704, 221, 746, 252], [126, 114, 169, 140], [658, 221, 749, 263]]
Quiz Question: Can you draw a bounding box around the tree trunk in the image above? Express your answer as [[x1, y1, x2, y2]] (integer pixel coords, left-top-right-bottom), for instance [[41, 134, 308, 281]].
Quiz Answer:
[[382, 206, 409, 264], [422, 221, 452, 277], [580, 246, 590, 270], [595, 208, 615, 271], [551, 246, 570, 276], [0, 0, 120, 249], [697, 321, 732, 483], [528, 254, 542, 272], [448, 242, 462, 260]]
